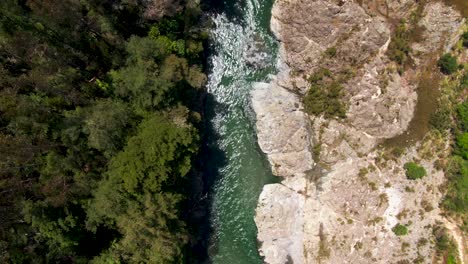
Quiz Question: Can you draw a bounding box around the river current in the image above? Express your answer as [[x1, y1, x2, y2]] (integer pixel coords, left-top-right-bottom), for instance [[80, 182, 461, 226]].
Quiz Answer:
[[204, 0, 278, 262]]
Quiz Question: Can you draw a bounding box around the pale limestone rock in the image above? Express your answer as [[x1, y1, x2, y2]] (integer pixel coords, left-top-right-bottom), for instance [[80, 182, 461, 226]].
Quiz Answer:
[[255, 183, 305, 264], [251, 81, 313, 177], [253, 0, 465, 263], [413, 2, 465, 55]]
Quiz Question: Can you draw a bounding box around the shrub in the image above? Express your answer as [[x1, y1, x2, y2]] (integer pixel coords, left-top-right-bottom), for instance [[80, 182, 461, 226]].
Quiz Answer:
[[433, 225, 459, 263], [456, 132, 468, 159], [324, 47, 337, 57], [304, 69, 347, 119], [404, 162, 427, 180], [304, 82, 347, 118], [308, 67, 332, 83], [461, 73, 468, 90], [387, 21, 411, 73], [462, 31, 468, 48], [430, 103, 452, 132], [392, 224, 408, 236], [457, 101, 468, 130], [437, 53, 458, 75], [442, 156, 468, 212]]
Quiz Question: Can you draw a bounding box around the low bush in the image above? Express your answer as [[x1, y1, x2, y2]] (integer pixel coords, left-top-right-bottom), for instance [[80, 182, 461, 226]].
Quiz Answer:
[[430, 103, 452, 132], [457, 101, 468, 130], [387, 21, 411, 73], [404, 162, 427, 180], [433, 226, 459, 263], [303, 68, 347, 119], [442, 156, 468, 213], [456, 132, 468, 159], [462, 31, 468, 48], [392, 224, 408, 236], [438, 53, 458, 75]]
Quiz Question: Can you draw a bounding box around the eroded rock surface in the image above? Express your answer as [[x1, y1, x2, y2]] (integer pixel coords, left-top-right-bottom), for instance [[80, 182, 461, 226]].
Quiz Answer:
[[252, 0, 464, 263], [251, 82, 313, 177]]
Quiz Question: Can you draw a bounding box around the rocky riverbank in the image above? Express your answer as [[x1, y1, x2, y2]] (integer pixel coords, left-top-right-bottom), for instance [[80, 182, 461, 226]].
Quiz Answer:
[[252, 0, 465, 263]]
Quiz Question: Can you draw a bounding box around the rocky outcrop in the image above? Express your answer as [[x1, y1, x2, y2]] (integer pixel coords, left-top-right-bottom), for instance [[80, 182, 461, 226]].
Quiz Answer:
[[251, 82, 313, 177], [252, 0, 464, 263]]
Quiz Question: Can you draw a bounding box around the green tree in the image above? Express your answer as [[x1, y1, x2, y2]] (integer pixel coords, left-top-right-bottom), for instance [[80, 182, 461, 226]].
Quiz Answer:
[[84, 100, 135, 157], [112, 37, 190, 111], [0, 0, 205, 261], [87, 114, 198, 263]]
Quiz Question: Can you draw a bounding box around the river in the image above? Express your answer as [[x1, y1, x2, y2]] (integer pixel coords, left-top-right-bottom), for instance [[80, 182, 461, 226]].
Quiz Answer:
[[203, 0, 278, 263]]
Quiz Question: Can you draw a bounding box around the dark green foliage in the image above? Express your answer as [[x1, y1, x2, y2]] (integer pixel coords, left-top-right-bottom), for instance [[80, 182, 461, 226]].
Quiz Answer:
[[433, 226, 460, 263], [87, 115, 198, 263], [112, 37, 206, 112], [303, 68, 347, 119], [404, 162, 427, 180], [0, 0, 206, 262], [84, 100, 135, 157], [456, 132, 468, 159], [457, 101, 468, 130], [392, 224, 408, 236], [442, 156, 468, 213], [438, 53, 458, 75], [434, 63, 468, 233], [462, 31, 468, 48], [461, 73, 468, 90]]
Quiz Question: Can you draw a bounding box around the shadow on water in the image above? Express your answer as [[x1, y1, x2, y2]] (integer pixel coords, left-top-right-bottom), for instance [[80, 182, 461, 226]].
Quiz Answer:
[[201, 0, 248, 21], [184, 1, 234, 262], [185, 93, 228, 264], [185, 0, 279, 262]]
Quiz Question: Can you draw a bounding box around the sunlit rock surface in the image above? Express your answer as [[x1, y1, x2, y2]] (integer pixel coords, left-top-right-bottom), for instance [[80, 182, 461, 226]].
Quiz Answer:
[[252, 0, 464, 263]]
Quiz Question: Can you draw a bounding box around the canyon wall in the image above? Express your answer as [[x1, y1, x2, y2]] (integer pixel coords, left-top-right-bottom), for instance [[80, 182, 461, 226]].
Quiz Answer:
[[252, 0, 465, 263]]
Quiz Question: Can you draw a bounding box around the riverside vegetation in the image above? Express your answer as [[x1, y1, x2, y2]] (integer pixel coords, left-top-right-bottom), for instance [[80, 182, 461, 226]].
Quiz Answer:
[[431, 37, 468, 227], [0, 0, 207, 263], [425, 32, 468, 263]]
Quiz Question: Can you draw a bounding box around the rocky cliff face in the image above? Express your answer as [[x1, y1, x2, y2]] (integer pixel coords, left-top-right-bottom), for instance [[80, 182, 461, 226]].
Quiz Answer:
[[252, 0, 465, 263]]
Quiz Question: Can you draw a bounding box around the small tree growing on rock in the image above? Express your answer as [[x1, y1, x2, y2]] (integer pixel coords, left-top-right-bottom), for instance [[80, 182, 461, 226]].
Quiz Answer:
[[404, 162, 427, 180], [462, 31, 468, 48], [392, 224, 408, 236], [437, 53, 458, 75]]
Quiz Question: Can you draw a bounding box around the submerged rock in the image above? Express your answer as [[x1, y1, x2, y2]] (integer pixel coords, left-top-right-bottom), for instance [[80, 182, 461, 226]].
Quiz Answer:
[[244, 33, 272, 69]]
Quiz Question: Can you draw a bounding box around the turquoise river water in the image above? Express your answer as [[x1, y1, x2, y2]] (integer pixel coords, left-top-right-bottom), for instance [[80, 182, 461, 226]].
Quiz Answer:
[[204, 0, 278, 263]]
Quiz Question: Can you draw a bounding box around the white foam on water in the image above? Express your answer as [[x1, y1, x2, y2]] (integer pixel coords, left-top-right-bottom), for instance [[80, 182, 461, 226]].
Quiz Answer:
[[205, 0, 279, 262]]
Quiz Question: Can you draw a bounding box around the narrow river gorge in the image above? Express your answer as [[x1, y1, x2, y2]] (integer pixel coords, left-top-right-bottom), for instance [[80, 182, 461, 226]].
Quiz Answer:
[[200, 0, 467, 263], [203, 0, 278, 262]]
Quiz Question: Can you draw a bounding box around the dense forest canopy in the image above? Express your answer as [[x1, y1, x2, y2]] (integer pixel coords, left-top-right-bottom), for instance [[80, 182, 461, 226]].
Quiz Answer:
[[0, 0, 207, 262]]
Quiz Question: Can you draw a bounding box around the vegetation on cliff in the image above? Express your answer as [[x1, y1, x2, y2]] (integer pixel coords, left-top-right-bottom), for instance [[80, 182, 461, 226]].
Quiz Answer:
[[387, 20, 412, 73], [303, 68, 347, 119], [429, 30, 467, 234], [0, 0, 207, 262], [438, 53, 459, 75], [404, 162, 427, 180]]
